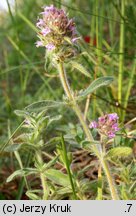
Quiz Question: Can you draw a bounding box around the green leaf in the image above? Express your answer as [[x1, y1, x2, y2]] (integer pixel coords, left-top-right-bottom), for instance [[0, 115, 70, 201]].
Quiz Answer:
[[105, 147, 132, 159], [25, 100, 65, 112], [4, 144, 22, 152], [44, 169, 70, 187], [6, 168, 38, 182], [81, 140, 100, 149], [78, 76, 114, 99], [26, 190, 41, 200], [7, 170, 24, 183], [14, 110, 30, 117], [71, 61, 91, 78], [57, 187, 72, 195], [82, 51, 97, 65], [42, 155, 59, 171], [44, 137, 61, 147], [47, 115, 62, 127]]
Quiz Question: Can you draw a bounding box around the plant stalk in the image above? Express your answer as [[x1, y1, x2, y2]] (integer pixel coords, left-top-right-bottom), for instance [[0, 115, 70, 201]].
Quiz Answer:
[[61, 135, 77, 200], [36, 150, 48, 200], [122, 57, 136, 121], [57, 61, 119, 200], [84, 94, 91, 121], [118, 0, 125, 112], [58, 62, 94, 141], [96, 165, 102, 200], [101, 158, 119, 200]]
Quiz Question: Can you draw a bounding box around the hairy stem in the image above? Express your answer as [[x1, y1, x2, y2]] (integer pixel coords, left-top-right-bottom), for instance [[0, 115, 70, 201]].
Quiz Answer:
[[57, 61, 119, 200], [96, 165, 102, 200], [36, 151, 48, 200], [101, 158, 119, 200], [58, 61, 93, 141]]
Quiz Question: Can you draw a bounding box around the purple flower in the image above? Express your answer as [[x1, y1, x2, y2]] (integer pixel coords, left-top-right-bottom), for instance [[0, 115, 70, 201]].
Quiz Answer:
[[72, 37, 80, 43], [24, 119, 31, 126], [35, 41, 44, 47], [35, 5, 79, 52], [42, 5, 55, 12], [89, 121, 98, 129], [41, 28, 51, 36], [89, 113, 120, 139], [108, 113, 119, 121], [36, 19, 44, 27], [98, 116, 105, 124], [107, 131, 115, 138], [112, 123, 119, 132], [46, 43, 55, 50]]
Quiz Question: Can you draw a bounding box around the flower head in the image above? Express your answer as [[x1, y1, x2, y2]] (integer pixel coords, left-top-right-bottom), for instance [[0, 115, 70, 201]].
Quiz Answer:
[[36, 5, 79, 54], [89, 113, 119, 139]]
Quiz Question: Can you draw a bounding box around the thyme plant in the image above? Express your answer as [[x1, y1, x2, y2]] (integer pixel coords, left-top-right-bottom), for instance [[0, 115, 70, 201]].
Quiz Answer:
[[35, 5, 119, 199], [6, 5, 133, 200]]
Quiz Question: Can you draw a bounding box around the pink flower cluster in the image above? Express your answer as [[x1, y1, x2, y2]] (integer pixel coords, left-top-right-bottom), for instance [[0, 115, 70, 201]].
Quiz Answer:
[[89, 113, 119, 138], [36, 5, 78, 51]]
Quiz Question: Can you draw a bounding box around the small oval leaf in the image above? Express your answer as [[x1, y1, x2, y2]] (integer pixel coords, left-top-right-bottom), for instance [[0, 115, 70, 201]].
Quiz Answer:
[[26, 190, 41, 200], [25, 100, 65, 112], [44, 169, 70, 187], [4, 144, 22, 152]]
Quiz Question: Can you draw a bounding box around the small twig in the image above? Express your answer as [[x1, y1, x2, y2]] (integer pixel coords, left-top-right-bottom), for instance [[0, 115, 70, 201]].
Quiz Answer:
[[84, 94, 91, 121]]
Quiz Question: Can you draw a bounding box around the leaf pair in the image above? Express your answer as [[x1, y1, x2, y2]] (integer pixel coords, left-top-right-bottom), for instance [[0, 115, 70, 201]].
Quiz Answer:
[[20, 76, 113, 113]]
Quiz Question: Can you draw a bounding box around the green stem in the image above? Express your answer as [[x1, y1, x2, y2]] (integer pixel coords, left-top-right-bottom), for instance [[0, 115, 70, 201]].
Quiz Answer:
[[58, 62, 73, 100], [84, 94, 91, 121], [16, 152, 32, 200], [57, 61, 119, 200], [96, 0, 102, 64], [61, 135, 77, 200], [118, 0, 125, 111], [36, 150, 48, 200], [122, 57, 136, 122], [96, 165, 103, 200], [58, 62, 94, 141], [14, 151, 29, 190], [101, 158, 119, 200]]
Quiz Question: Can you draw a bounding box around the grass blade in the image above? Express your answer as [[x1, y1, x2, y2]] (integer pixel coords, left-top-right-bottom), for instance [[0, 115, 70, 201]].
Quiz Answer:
[[61, 135, 77, 200]]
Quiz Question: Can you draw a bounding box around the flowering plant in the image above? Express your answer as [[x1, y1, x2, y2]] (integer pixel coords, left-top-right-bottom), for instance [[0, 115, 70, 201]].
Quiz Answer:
[[34, 5, 122, 200], [36, 5, 79, 60], [5, 4, 133, 201]]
